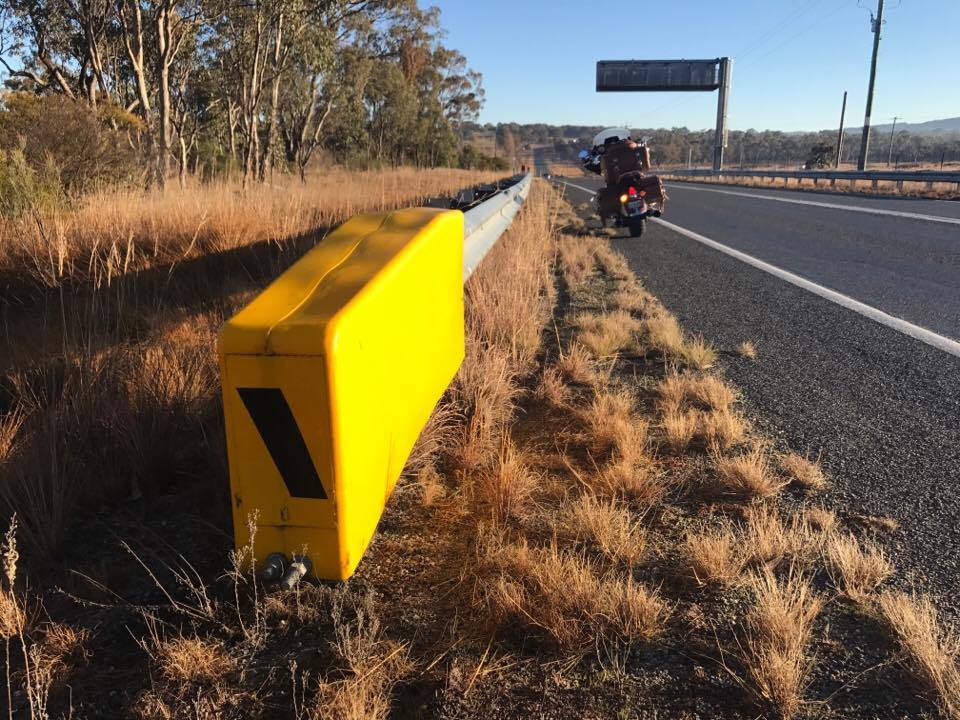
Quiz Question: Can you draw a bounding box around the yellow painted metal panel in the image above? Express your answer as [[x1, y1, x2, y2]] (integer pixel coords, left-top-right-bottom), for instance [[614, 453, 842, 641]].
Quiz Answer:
[[219, 208, 464, 580]]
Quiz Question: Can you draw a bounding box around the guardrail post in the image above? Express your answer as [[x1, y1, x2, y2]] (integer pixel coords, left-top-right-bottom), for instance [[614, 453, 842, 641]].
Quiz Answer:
[[830, 178, 837, 188], [872, 179, 879, 191], [926, 181, 934, 191], [896, 180, 904, 193]]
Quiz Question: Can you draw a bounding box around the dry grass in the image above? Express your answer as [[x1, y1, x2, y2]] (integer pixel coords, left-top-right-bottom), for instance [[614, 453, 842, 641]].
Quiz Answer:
[[824, 533, 893, 602], [779, 452, 828, 492], [535, 365, 570, 409], [803, 506, 838, 533], [556, 343, 597, 386], [154, 635, 234, 684], [662, 409, 698, 453], [414, 465, 446, 508], [743, 506, 824, 570], [471, 440, 538, 524], [644, 312, 685, 356], [554, 494, 646, 566], [738, 570, 824, 719], [580, 388, 636, 455], [683, 525, 745, 587], [715, 445, 785, 501], [593, 242, 636, 283], [610, 285, 654, 313], [556, 233, 597, 288], [876, 592, 960, 719], [699, 408, 750, 450], [0, 167, 500, 289], [738, 341, 758, 359], [593, 458, 664, 508], [681, 335, 718, 370], [476, 533, 666, 650], [309, 592, 413, 720], [575, 310, 641, 358], [657, 372, 737, 414]]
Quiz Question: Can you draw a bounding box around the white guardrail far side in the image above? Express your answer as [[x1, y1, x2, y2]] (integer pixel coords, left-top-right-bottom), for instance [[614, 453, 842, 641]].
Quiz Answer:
[[462, 173, 533, 281]]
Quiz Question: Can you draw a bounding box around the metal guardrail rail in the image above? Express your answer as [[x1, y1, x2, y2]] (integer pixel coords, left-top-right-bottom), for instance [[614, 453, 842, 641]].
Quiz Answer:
[[462, 172, 533, 280], [663, 167, 960, 186]]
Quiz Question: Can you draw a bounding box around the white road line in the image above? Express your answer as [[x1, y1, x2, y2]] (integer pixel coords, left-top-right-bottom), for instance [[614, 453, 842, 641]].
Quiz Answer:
[[663, 182, 960, 226], [554, 178, 960, 358]]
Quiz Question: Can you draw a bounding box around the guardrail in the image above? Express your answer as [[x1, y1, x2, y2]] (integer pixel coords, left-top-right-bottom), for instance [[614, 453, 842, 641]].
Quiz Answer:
[[218, 174, 532, 582], [463, 173, 532, 279], [663, 167, 960, 190]]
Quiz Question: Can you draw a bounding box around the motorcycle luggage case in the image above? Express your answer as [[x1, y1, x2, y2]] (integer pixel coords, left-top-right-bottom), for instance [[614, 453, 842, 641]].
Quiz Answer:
[[601, 143, 651, 184], [595, 186, 623, 217], [634, 175, 666, 205]]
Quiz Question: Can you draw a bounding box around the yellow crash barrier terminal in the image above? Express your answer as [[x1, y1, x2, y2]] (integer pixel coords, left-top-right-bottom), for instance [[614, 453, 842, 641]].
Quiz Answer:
[[218, 208, 465, 580]]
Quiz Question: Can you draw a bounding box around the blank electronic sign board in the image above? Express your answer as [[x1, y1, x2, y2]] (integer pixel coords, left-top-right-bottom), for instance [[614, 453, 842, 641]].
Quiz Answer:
[[596, 60, 721, 92]]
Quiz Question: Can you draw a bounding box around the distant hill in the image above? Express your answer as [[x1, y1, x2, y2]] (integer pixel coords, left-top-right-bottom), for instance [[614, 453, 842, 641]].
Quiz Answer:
[[870, 117, 960, 134]]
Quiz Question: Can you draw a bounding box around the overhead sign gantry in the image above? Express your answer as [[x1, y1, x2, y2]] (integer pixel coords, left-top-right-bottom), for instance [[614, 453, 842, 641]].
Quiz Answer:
[[596, 58, 732, 170]]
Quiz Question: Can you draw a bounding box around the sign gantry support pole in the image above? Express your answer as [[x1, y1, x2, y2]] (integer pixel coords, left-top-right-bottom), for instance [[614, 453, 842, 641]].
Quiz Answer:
[[713, 58, 732, 171]]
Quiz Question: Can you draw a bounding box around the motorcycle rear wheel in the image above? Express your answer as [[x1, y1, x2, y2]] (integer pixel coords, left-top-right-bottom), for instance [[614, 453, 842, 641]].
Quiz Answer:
[[627, 219, 646, 238]]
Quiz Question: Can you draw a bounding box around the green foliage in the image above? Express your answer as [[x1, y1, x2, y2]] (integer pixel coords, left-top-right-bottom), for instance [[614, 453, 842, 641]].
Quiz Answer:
[[458, 144, 508, 171], [0, 148, 66, 219], [805, 142, 834, 169], [0, 93, 140, 194]]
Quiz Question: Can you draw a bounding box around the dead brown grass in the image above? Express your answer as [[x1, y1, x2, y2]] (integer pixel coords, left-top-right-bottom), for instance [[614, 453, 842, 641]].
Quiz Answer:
[[556, 343, 597, 386], [824, 533, 892, 602], [738, 341, 758, 359], [575, 310, 641, 358], [876, 592, 960, 719], [0, 167, 500, 290], [662, 409, 698, 453], [580, 388, 636, 455], [471, 440, 539, 524], [780, 452, 828, 492], [556, 233, 597, 288], [683, 525, 745, 587], [738, 570, 824, 719], [743, 506, 824, 570], [476, 533, 666, 650], [554, 494, 646, 566], [715, 445, 785, 501]]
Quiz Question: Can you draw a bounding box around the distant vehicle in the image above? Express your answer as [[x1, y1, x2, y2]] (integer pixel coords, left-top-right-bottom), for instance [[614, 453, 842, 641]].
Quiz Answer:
[[579, 128, 667, 238]]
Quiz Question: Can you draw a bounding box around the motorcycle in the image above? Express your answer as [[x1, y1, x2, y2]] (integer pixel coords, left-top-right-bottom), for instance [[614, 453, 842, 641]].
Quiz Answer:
[[579, 131, 667, 238]]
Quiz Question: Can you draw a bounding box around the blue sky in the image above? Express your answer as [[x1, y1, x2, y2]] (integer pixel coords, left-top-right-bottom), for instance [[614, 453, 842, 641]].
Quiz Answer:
[[430, 0, 959, 131]]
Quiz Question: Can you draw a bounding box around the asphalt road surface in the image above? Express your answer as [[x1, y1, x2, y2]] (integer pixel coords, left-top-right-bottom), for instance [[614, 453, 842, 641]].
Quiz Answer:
[[553, 173, 960, 612]]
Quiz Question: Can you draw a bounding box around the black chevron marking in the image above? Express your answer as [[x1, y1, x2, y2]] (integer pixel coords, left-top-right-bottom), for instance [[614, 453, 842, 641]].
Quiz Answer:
[[237, 387, 328, 500]]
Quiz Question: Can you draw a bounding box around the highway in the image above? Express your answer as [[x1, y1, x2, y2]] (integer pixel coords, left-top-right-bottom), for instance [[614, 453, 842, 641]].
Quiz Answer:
[[553, 173, 960, 610]]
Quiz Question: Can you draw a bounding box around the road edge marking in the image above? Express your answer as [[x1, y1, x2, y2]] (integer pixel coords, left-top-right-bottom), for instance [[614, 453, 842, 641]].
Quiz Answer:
[[649, 216, 960, 358], [663, 182, 960, 226]]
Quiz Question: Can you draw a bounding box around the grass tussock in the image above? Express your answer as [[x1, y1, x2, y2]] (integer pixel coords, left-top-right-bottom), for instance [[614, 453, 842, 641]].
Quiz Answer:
[[824, 533, 893, 602], [556, 343, 597, 386], [876, 592, 960, 719], [715, 445, 785, 501], [471, 440, 539, 525], [594, 458, 664, 508], [535, 365, 570, 409], [554, 494, 646, 566], [574, 310, 641, 358], [779, 452, 828, 492], [557, 233, 597, 288], [662, 409, 699, 453], [476, 533, 666, 651], [743, 506, 825, 570], [738, 341, 758, 359], [683, 525, 745, 587], [580, 388, 636, 454], [738, 570, 824, 719]]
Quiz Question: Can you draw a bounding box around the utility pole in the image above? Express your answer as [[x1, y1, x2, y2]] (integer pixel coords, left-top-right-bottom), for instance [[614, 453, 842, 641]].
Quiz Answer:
[[886, 116, 899, 166], [687, 145, 693, 168], [835, 90, 847, 168], [857, 0, 885, 170]]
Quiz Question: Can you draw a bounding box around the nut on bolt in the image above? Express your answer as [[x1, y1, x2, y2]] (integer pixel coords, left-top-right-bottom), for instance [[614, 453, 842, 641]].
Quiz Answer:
[[280, 555, 313, 590], [259, 552, 287, 583]]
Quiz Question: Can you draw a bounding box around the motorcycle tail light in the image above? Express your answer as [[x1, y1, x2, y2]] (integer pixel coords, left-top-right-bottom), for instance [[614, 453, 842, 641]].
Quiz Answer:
[[619, 194, 629, 203], [628, 186, 637, 196], [639, 190, 647, 197]]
